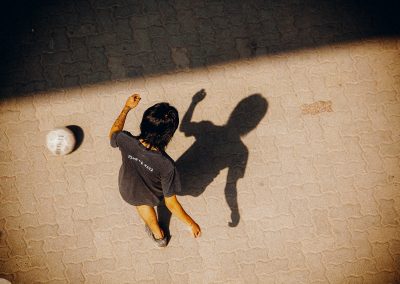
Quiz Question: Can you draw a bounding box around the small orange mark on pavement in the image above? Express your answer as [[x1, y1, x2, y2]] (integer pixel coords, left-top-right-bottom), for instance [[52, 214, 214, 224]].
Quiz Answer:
[[301, 101, 333, 115]]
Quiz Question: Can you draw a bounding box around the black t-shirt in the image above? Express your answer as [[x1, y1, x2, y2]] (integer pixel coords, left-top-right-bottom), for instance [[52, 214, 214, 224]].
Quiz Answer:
[[110, 131, 181, 206]]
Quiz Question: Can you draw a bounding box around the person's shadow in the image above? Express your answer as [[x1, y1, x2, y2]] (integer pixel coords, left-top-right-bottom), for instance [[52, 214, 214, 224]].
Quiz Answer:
[[157, 90, 268, 239]]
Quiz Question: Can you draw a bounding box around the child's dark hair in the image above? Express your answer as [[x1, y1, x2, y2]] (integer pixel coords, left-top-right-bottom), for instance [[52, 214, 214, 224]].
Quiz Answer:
[[139, 103, 179, 151]]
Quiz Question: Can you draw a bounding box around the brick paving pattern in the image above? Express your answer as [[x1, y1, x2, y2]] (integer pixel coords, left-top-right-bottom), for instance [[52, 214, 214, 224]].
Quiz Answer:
[[1, 0, 400, 283], [1, 0, 398, 95]]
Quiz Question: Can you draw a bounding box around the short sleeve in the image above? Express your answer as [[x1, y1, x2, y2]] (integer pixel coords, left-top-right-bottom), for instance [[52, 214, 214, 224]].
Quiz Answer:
[[161, 166, 181, 197], [110, 131, 122, 148], [110, 131, 134, 148]]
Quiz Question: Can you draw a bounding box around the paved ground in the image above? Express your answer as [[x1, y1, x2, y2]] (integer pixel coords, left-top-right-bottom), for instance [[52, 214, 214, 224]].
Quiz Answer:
[[1, 1, 400, 284], [1, 0, 399, 95]]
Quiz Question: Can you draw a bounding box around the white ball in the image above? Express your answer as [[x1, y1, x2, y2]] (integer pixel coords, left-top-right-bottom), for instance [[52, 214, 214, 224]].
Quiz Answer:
[[46, 127, 76, 156]]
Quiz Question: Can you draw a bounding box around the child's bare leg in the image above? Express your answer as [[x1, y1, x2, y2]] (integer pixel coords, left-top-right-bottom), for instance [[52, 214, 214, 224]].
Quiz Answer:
[[136, 205, 164, 239]]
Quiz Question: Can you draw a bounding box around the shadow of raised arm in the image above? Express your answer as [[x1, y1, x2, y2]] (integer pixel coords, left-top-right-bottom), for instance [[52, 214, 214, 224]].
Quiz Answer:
[[180, 89, 206, 136]]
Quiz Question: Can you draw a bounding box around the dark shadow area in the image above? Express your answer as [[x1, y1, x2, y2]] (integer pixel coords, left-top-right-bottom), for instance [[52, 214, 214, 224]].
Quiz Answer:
[[0, 0, 399, 97], [156, 200, 172, 244], [66, 125, 84, 153], [157, 89, 268, 233]]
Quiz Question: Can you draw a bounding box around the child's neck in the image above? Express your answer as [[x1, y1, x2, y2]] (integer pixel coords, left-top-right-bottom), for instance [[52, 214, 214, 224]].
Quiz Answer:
[[139, 139, 159, 151]]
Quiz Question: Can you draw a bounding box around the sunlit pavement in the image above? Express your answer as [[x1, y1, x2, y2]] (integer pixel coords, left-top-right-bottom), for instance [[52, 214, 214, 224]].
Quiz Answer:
[[1, 2, 400, 283]]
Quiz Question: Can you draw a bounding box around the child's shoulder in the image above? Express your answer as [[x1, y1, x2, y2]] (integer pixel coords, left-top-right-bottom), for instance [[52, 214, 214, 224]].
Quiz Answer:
[[159, 151, 175, 166], [121, 130, 135, 138]]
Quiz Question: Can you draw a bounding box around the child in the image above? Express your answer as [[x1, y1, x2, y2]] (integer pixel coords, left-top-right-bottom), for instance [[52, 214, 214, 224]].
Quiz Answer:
[[109, 94, 201, 247]]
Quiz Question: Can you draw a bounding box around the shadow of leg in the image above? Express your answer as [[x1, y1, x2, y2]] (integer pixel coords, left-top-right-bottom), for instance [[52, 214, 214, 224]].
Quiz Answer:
[[157, 200, 172, 242], [227, 198, 240, 228], [225, 182, 240, 227]]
